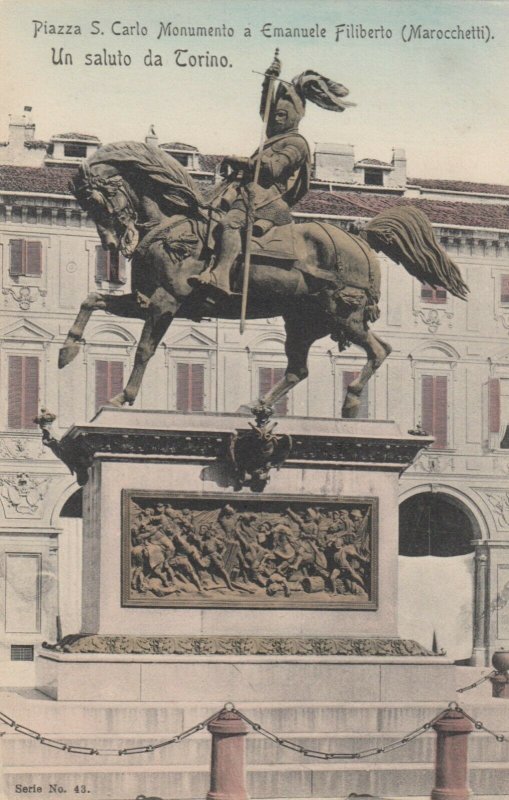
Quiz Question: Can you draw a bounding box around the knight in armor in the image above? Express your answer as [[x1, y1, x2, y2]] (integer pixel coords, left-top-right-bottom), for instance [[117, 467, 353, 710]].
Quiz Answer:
[[189, 57, 353, 297]]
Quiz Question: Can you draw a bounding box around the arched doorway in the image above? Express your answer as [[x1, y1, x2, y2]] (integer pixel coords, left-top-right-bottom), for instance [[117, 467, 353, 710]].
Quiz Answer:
[[398, 491, 476, 661], [58, 489, 83, 637]]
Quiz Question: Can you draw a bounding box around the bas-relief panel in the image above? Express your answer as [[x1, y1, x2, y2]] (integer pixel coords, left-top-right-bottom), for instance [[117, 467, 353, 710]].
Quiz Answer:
[[122, 492, 378, 610]]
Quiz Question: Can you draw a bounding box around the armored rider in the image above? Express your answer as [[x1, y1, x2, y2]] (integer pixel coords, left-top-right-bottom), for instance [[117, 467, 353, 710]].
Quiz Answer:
[[190, 57, 353, 296]]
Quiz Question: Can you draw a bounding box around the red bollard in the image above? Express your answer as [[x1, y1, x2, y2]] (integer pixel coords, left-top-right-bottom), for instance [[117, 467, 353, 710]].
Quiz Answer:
[[431, 708, 475, 800], [207, 709, 249, 800], [490, 672, 509, 698]]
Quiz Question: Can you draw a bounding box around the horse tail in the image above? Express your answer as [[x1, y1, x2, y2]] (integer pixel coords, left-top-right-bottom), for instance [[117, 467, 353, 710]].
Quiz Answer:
[[363, 206, 469, 299]]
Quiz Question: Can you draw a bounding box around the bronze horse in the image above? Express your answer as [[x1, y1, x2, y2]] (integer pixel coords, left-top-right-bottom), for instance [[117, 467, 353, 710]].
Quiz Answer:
[[61, 142, 468, 416]]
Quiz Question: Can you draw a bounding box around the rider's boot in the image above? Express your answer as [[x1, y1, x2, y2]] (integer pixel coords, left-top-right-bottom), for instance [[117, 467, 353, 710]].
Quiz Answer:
[[188, 227, 241, 296]]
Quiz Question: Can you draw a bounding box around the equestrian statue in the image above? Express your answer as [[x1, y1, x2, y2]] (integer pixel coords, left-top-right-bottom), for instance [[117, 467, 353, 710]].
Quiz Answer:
[[60, 54, 469, 417]]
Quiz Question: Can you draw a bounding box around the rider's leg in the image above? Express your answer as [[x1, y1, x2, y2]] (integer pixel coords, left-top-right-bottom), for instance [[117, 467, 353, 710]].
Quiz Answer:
[[209, 225, 242, 293], [189, 208, 244, 295]]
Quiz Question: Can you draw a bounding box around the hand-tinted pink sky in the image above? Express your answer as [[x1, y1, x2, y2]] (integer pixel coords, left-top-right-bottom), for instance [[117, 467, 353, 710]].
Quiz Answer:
[[1, 0, 507, 184]]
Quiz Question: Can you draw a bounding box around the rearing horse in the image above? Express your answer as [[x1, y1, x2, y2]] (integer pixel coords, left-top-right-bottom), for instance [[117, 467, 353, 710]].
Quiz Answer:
[[61, 142, 468, 415]]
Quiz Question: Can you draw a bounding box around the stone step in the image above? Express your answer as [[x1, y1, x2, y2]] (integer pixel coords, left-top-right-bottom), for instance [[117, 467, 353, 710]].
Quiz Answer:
[[3, 730, 509, 767], [2, 692, 508, 735], [3, 761, 509, 799]]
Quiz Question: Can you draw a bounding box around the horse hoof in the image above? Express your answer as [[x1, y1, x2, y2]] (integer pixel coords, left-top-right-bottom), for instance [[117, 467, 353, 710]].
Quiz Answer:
[[341, 395, 361, 418], [107, 392, 128, 407], [58, 342, 80, 368]]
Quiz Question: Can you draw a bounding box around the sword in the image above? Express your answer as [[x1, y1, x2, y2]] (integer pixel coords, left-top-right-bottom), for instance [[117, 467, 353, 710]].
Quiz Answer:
[[240, 49, 279, 335]]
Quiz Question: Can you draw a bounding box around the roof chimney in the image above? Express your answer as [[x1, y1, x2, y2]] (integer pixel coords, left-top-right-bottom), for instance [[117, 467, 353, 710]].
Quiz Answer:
[[145, 124, 159, 147]]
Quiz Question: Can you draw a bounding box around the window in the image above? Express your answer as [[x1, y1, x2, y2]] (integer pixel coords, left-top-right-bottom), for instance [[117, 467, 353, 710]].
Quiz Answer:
[[11, 645, 34, 662], [8, 355, 39, 429], [421, 375, 448, 448], [9, 239, 42, 277], [64, 143, 87, 158], [364, 168, 384, 186], [95, 360, 124, 411], [342, 371, 369, 418], [258, 367, 288, 416], [501, 276, 509, 304], [421, 282, 447, 304], [171, 152, 190, 167], [176, 362, 205, 412], [95, 247, 126, 283]]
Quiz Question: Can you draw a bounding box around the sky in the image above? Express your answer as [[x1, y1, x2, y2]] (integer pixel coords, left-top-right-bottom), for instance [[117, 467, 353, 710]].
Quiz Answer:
[[1, 0, 508, 184]]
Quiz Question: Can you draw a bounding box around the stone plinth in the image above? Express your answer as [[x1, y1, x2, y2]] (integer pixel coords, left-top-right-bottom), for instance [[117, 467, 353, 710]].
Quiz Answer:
[[37, 409, 441, 702], [59, 408, 431, 639]]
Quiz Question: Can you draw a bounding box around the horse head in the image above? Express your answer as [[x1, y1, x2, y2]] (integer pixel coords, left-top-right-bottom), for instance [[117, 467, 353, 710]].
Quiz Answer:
[[71, 160, 141, 258], [71, 142, 205, 260]]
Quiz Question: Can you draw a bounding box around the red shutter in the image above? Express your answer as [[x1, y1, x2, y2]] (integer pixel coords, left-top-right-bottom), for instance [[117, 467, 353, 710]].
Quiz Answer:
[[489, 378, 501, 434], [190, 363, 204, 412], [501, 276, 509, 303], [95, 246, 109, 281], [8, 356, 39, 429], [422, 374, 448, 448], [258, 367, 287, 416], [109, 361, 124, 400], [8, 356, 23, 429], [433, 376, 448, 449], [342, 370, 369, 418], [9, 240, 23, 276], [176, 363, 205, 412], [95, 360, 124, 411], [421, 283, 446, 304], [95, 361, 109, 410], [26, 241, 42, 276]]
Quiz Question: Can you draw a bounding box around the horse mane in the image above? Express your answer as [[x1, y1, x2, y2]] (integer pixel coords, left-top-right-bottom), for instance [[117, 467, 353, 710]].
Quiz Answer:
[[365, 205, 469, 299], [78, 141, 205, 216]]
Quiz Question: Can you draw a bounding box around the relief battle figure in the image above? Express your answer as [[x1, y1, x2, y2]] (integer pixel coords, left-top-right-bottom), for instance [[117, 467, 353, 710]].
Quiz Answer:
[[125, 496, 377, 608]]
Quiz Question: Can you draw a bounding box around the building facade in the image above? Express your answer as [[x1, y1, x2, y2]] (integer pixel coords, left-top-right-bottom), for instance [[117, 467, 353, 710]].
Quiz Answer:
[[1, 111, 509, 682]]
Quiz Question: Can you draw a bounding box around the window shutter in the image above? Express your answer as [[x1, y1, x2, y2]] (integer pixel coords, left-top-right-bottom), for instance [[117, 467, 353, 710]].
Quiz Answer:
[[95, 246, 109, 281], [176, 363, 205, 412], [95, 360, 123, 411], [9, 240, 24, 276], [501, 276, 509, 303], [8, 356, 39, 429], [8, 356, 23, 429], [421, 375, 434, 436], [190, 363, 204, 412], [342, 370, 369, 418], [258, 367, 287, 415], [95, 360, 109, 410], [489, 378, 501, 434], [26, 241, 42, 276], [433, 375, 448, 449], [422, 374, 448, 449], [421, 283, 446, 304], [176, 363, 189, 411], [109, 361, 124, 400]]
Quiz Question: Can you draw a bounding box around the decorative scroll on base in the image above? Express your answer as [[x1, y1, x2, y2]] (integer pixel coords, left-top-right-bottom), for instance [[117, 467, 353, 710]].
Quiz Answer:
[[122, 492, 378, 609], [43, 634, 434, 657]]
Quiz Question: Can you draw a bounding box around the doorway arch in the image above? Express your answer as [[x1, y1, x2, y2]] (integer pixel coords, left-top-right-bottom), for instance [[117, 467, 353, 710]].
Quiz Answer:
[[398, 491, 477, 661]]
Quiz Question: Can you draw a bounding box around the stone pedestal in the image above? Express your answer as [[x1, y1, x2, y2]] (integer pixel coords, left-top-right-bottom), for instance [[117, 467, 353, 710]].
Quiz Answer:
[[36, 409, 447, 701]]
